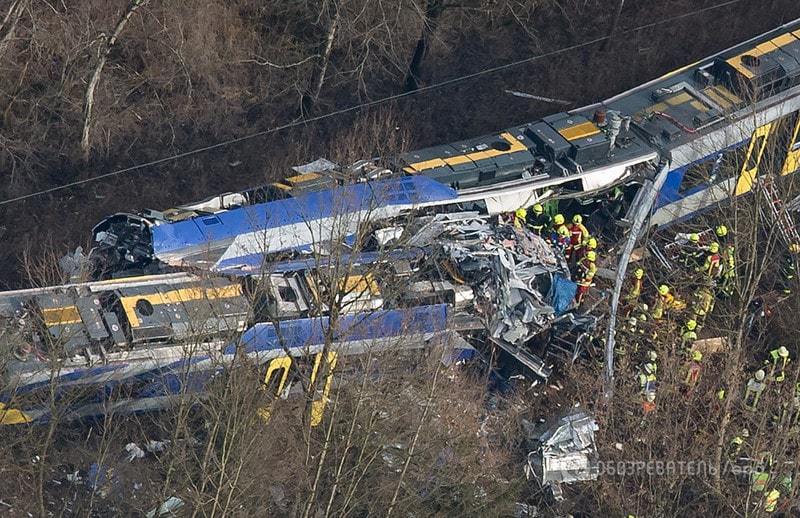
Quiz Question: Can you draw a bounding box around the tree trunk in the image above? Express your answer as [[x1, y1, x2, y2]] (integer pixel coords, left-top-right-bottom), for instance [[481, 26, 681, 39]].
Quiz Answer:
[[403, 0, 444, 93], [0, 0, 26, 58], [80, 0, 149, 161], [600, 0, 625, 51], [302, 2, 340, 116]]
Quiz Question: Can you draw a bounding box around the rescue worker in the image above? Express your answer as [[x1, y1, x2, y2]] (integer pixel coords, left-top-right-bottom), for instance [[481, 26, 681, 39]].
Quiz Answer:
[[574, 236, 597, 263], [638, 362, 657, 399], [764, 488, 780, 513], [744, 369, 767, 411], [640, 350, 658, 376], [575, 250, 597, 305], [716, 225, 736, 296], [681, 319, 698, 350], [514, 207, 527, 229], [623, 268, 645, 310], [646, 349, 658, 370], [681, 233, 705, 269], [550, 214, 570, 253], [684, 349, 703, 392], [567, 214, 589, 261], [651, 285, 674, 320], [691, 283, 716, 325], [527, 203, 551, 236], [730, 428, 749, 457], [751, 451, 772, 493], [697, 241, 723, 279], [765, 346, 791, 383]]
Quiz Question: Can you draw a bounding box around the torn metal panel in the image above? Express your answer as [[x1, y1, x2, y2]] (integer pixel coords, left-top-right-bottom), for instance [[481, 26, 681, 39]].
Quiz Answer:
[[525, 407, 599, 500]]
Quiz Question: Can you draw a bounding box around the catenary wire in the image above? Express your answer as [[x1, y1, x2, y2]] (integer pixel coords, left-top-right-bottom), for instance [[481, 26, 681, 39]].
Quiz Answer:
[[0, 0, 750, 207]]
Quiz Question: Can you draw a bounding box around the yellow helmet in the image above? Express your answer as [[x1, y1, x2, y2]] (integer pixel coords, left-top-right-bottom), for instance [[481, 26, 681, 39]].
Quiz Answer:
[[709, 242, 720, 253], [658, 284, 670, 296], [572, 214, 583, 224], [533, 203, 544, 215], [553, 214, 565, 225], [587, 237, 598, 249], [586, 251, 597, 262], [515, 208, 527, 219], [689, 233, 700, 243], [716, 225, 728, 237], [558, 226, 570, 237], [634, 268, 644, 279], [692, 350, 703, 361], [686, 319, 697, 331]]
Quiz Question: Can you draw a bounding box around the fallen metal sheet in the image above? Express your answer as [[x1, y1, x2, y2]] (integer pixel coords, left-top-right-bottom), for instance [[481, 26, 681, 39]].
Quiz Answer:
[[525, 406, 599, 500]]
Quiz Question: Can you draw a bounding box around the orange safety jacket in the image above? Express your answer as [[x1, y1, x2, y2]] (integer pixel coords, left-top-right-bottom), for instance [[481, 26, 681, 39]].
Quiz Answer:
[[568, 222, 589, 247]]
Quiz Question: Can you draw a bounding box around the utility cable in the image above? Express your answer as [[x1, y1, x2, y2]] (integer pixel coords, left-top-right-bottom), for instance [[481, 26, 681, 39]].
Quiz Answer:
[[0, 0, 752, 207]]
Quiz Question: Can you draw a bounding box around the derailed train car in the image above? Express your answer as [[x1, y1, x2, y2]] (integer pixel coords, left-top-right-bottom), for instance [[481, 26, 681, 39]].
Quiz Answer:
[[0, 271, 475, 425], [4, 20, 800, 424], [1, 212, 575, 424], [88, 20, 800, 278]]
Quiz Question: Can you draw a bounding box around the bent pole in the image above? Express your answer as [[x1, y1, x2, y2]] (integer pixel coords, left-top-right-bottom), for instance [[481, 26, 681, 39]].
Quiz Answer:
[[603, 161, 671, 400]]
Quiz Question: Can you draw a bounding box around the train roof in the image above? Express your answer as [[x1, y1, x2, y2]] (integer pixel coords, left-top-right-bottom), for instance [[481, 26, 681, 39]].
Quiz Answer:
[[147, 175, 456, 269], [575, 19, 800, 150]]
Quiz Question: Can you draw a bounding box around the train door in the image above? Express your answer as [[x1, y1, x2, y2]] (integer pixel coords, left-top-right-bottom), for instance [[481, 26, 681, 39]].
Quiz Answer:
[[734, 122, 773, 196]]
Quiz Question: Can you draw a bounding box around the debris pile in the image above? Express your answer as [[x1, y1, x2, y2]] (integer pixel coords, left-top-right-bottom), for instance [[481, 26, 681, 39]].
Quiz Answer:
[[410, 213, 570, 346], [524, 406, 599, 501]]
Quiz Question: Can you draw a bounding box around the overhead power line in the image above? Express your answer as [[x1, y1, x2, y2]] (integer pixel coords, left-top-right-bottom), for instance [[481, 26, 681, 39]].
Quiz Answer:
[[0, 0, 750, 207]]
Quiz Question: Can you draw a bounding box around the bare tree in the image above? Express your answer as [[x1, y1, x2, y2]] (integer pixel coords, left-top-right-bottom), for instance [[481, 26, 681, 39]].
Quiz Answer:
[[80, 0, 150, 161]]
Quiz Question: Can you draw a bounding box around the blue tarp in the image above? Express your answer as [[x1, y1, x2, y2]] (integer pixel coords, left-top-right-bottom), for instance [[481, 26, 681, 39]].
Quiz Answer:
[[548, 275, 577, 316]]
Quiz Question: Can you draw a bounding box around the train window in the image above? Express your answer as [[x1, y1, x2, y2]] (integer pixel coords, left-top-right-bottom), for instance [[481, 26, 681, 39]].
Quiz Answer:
[[720, 145, 748, 175], [135, 299, 154, 316], [277, 285, 297, 303], [746, 135, 766, 170], [679, 154, 722, 193], [264, 366, 287, 396]]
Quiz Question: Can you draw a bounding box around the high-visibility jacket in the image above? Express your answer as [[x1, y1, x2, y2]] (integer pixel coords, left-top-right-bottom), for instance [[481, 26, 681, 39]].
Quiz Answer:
[[764, 488, 780, 512], [699, 252, 723, 278], [745, 378, 766, 409], [722, 244, 735, 277], [730, 435, 746, 456], [577, 258, 597, 287], [552, 224, 570, 247], [568, 222, 589, 247], [638, 372, 656, 393], [752, 471, 770, 492], [684, 361, 701, 386], [681, 329, 697, 347], [652, 292, 674, 320], [624, 277, 642, 302], [692, 287, 715, 319]]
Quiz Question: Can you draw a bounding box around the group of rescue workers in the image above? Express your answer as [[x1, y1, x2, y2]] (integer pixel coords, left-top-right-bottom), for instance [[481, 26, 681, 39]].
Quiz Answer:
[[507, 202, 799, 512], [618, 223, 800, 513], [510, 204, 598, 305]]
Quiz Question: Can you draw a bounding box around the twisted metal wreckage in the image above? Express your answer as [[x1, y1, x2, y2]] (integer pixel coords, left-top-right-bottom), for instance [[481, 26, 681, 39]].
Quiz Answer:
[[4, 19, 800, 498]]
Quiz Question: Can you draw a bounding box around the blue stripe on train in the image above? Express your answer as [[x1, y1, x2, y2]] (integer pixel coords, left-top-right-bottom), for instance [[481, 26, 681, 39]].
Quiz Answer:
[[4, 306, 453, 414], [151, 176, 457, 258]]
